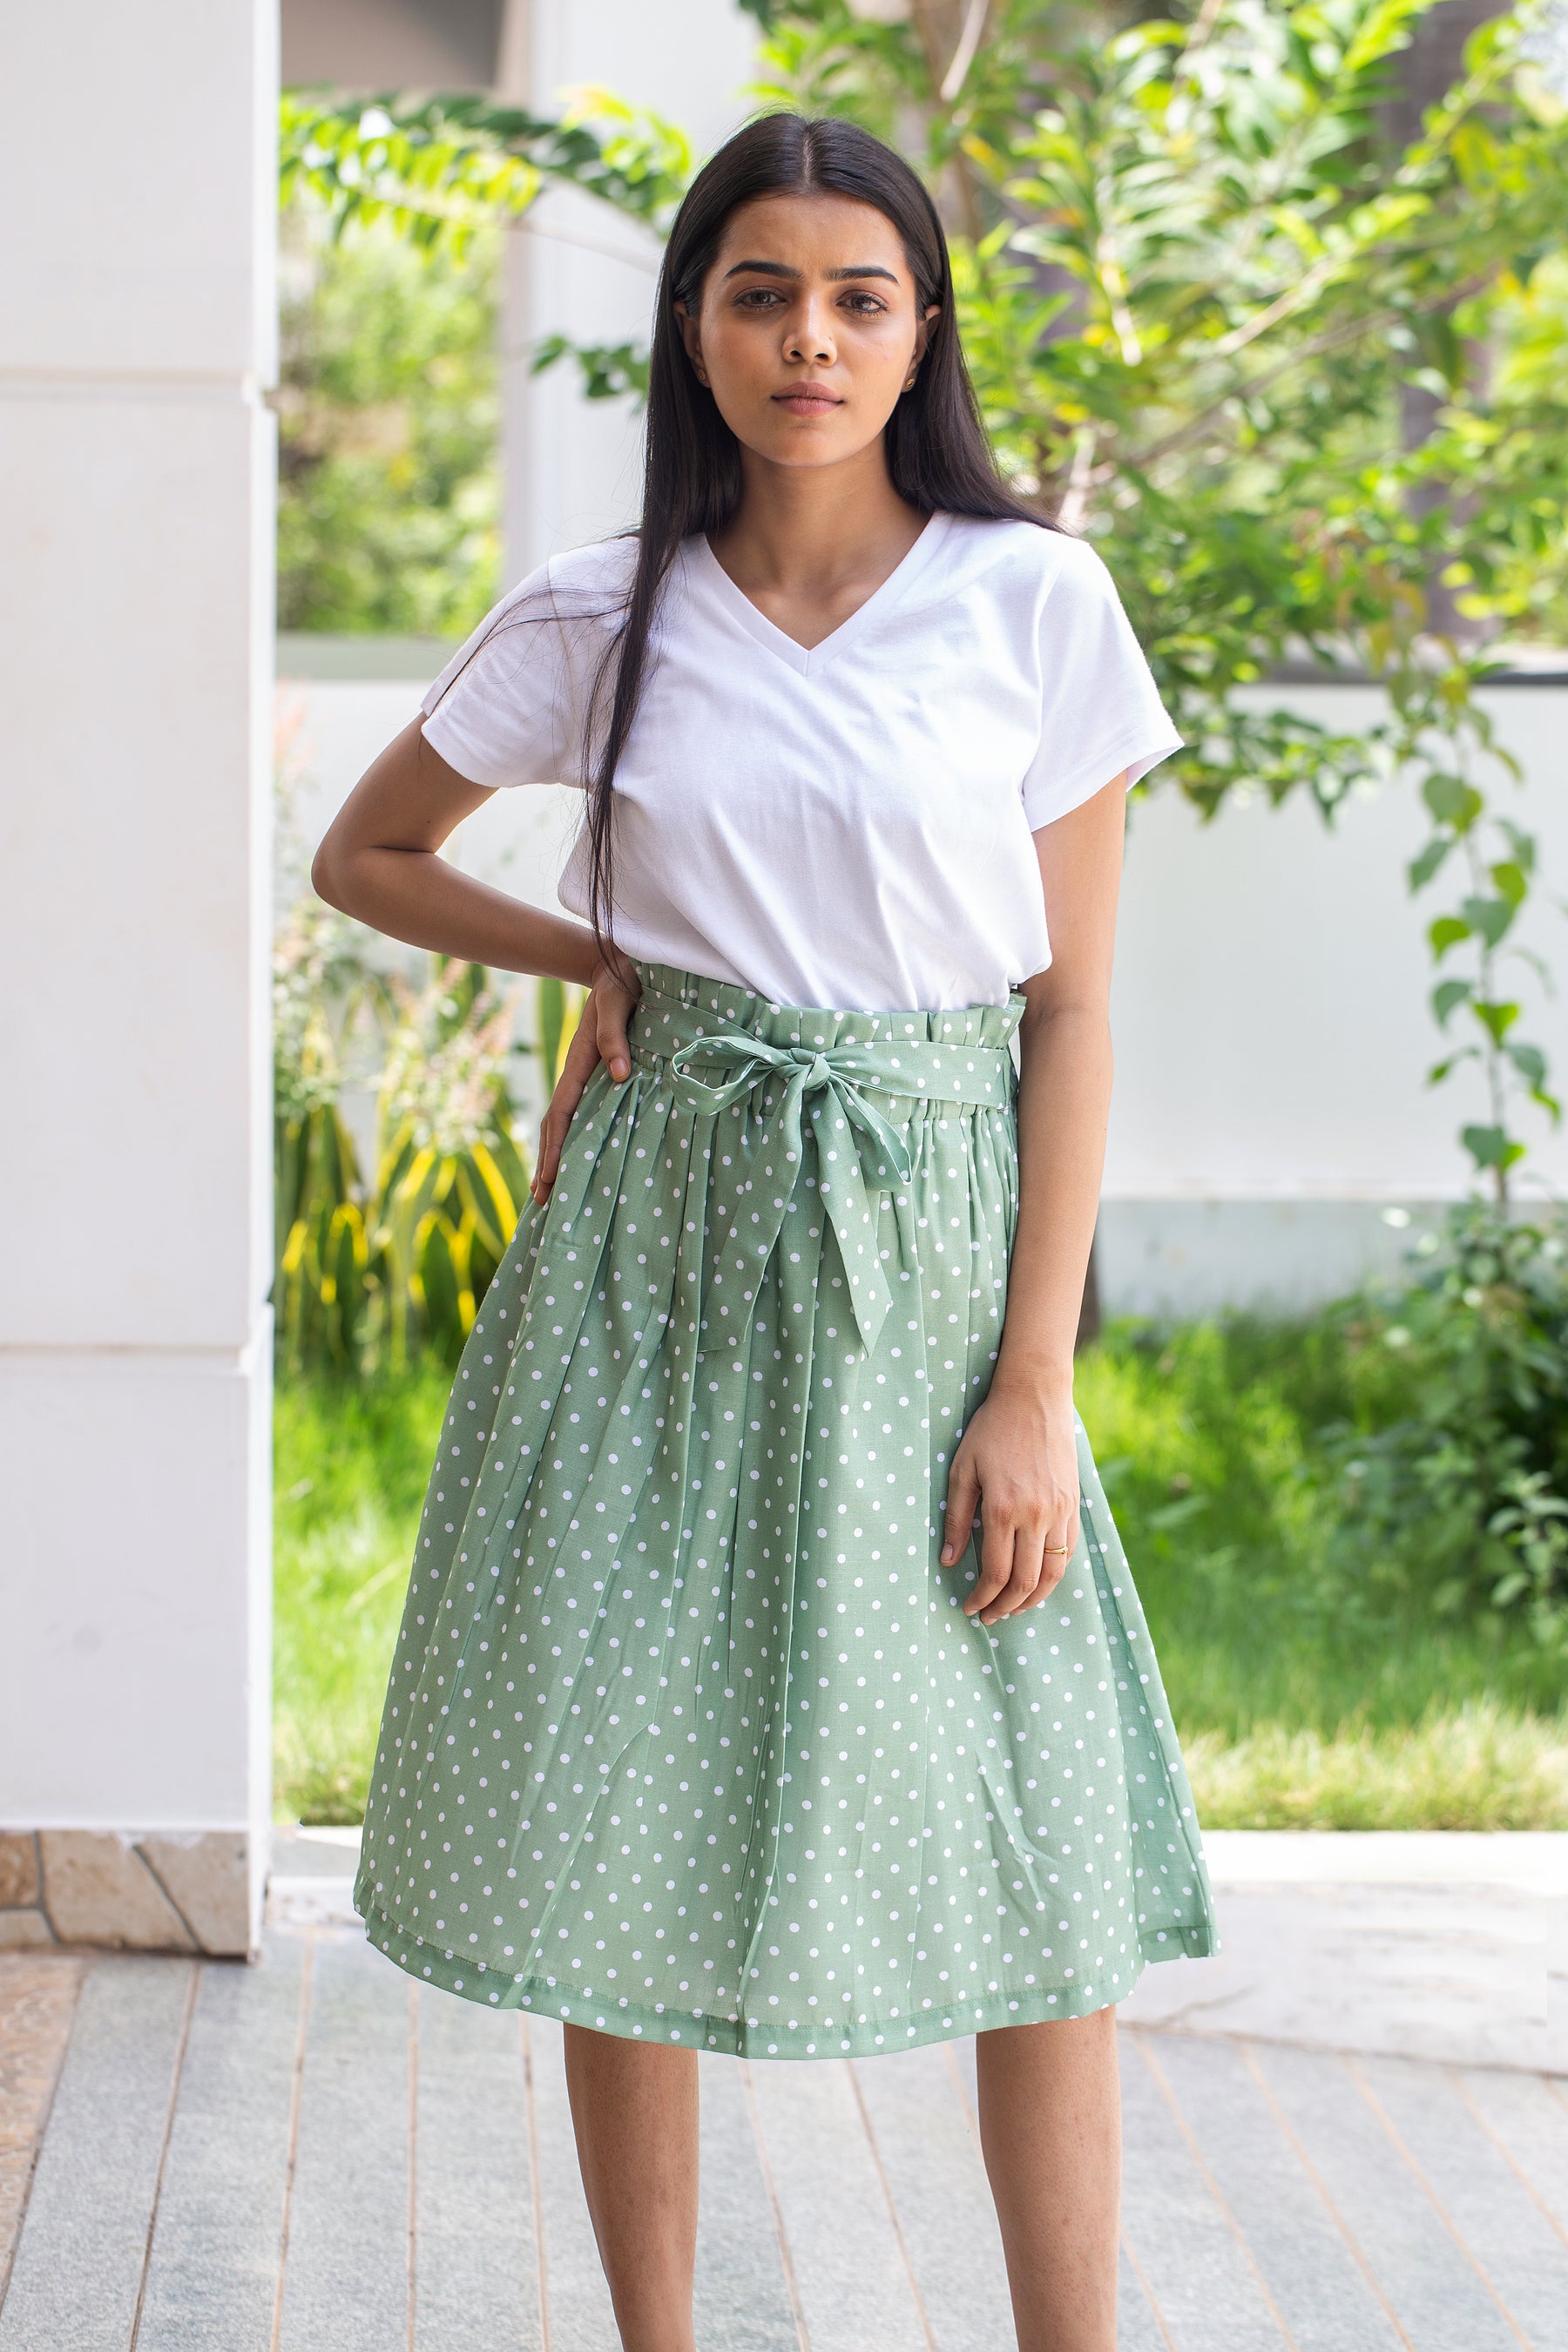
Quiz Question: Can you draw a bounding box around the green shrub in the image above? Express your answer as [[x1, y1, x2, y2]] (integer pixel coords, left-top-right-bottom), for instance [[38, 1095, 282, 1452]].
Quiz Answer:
[[1078, 1296, 1568, 1740], [276, 199, 499, 637], [273, 896, 539, 1375], [1327, 1202, 1568, 1640]]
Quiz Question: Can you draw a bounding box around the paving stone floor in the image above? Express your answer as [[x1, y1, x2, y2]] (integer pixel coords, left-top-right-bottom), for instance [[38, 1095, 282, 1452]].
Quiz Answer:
[[2, 1926, 1566, 2350]]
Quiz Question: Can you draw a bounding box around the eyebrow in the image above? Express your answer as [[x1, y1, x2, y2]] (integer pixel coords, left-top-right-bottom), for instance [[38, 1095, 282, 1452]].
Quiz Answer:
[[720, 259, 901, 285]]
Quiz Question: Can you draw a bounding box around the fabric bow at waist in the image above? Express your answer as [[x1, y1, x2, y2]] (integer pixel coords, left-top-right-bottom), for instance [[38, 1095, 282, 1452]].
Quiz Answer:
[[654, 1022, 1014, 1358]]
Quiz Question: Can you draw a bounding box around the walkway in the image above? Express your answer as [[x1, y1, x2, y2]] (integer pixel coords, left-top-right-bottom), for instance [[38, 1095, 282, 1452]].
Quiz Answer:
[[1, 1835, 1565, 2350]]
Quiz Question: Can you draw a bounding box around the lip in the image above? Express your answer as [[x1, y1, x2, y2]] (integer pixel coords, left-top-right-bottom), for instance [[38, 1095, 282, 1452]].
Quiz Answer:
[[771, 382, 842, 410]]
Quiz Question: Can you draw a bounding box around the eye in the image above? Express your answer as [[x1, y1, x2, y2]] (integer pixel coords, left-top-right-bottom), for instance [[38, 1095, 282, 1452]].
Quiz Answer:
[[733, 286, 785, 309], [840, 291, 889, 315]]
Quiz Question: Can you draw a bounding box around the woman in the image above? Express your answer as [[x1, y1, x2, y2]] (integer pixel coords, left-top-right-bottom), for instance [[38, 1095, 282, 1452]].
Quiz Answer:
[[314, 110, 1216, 2352]]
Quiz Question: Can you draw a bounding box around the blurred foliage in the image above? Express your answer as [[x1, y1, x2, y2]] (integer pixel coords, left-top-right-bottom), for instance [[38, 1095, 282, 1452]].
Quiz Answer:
[[534, 970, 588, 1088], [280, 87, 692, 248], [274, 896, 532, 1373], [1327, 1200, 1568, 1639], [275, 198, 500, 634], [273, 83, 688, 632], [1078, 1200, 1568, 1656]]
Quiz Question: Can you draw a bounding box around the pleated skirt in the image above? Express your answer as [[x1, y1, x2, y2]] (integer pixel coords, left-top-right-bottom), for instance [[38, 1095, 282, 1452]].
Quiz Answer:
[[354, 958, 1218, 2057]]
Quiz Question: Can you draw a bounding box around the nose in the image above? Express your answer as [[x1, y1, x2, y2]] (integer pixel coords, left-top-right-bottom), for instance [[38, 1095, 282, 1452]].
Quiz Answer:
[[783, 292, 835, 366]]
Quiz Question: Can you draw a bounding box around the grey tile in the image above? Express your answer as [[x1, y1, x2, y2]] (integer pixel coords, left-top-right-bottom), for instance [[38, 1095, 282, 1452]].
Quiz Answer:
[[524, 2020, 619, 2352], [137, 1941, 306, 2351], [275, 1934, 410, 2352], [849, 2042, 1014, 2352], [1119, 2039, 1291, 2351], [1252, 2043, 1521, 2352], [414, 1989, 543, 2350], [693, 2055, 800, 2351], [1118, 2242, 1173, 2352], [1452, 2067, 1568, 2241], [746, 2054, 929, 2352], [1141, 2034, 1405, 2352], [0, 1956, 193, 2352], [15, 1924, 1568, 2352], [1355, 2054, 1568, 2352]]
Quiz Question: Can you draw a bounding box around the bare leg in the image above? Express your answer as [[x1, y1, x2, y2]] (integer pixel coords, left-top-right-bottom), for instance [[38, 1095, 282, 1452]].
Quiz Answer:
[[975, 2006, 1121, 2352], [562, 2024, 700, 2352]]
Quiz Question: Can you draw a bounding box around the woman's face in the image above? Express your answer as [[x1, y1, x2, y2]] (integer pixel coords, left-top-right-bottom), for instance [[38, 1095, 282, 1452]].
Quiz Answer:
[[676, 192, 937, 475]]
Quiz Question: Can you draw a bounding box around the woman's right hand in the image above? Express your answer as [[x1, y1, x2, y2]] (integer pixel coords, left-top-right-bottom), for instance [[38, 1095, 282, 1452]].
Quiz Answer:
[[531, 961, 642, 1204]]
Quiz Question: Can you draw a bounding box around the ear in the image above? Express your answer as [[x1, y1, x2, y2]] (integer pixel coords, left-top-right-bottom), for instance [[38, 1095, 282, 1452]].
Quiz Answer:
[[673, 298, 709, 386], [914, 303, 940, 364]]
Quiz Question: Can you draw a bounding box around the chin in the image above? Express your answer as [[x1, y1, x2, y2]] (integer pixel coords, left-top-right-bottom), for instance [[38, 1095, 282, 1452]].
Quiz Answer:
[[770, 446, 861, 473], [758, 422, 867, 463]]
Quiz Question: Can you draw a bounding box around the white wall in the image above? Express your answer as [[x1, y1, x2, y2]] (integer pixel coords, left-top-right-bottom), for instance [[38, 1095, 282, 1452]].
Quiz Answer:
[[1108, 683, 1568, 1206], [1098, 679, 1568, 1311], [0, 3, 276, 1919], [498, 0, 759, 576]]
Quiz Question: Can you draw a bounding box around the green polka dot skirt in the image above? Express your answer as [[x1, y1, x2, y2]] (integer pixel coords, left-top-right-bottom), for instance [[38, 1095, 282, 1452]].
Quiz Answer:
[[354, 958, 1218, 2058]]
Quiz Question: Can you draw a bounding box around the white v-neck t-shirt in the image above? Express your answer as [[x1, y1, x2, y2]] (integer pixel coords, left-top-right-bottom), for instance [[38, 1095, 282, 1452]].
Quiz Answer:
[[421, 510, 1180, 1011]]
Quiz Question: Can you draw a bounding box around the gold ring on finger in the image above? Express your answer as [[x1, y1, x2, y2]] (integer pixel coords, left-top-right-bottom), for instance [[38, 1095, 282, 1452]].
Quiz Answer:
[[1043, 1544, 1071, 1554]]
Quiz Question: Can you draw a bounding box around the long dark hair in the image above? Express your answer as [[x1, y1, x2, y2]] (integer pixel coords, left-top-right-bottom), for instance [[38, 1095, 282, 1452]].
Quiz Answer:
[[525, 113, 1057, 966]]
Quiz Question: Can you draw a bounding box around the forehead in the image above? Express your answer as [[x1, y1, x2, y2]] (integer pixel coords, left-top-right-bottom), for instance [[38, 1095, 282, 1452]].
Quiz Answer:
[[712, 191, 909, 276]]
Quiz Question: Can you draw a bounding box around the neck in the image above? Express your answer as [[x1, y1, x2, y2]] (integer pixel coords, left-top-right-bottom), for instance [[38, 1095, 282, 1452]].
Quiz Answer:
[[713, 440, 928, 593]]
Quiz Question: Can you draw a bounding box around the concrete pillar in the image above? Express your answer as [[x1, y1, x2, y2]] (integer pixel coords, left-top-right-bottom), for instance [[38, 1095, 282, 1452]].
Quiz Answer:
[[497, 0, 757, 579], [0, 3, 278, 1955]]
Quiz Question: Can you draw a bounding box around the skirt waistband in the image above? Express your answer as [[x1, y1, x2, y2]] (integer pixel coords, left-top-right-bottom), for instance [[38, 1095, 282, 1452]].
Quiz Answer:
[[628, 957, 1021, 1112], [616, 958, 1017, 1359]]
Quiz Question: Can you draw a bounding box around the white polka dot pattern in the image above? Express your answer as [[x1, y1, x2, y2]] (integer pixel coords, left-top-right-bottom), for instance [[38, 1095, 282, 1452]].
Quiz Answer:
[[354, 959, 1219, 2058]]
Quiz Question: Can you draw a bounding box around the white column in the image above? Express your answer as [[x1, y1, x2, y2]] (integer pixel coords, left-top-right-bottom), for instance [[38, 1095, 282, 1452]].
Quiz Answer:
[[0, 3, 277, 1956], [498, 0, 758, 582]]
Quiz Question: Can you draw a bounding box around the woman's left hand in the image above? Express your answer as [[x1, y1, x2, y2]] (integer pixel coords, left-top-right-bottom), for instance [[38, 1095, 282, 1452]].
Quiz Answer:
[[939, 1376, 1081, 1626]]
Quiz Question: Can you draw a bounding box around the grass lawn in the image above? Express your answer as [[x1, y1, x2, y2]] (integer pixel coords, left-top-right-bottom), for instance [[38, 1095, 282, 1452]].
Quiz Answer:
[[274, 1324, 1568, 1830]]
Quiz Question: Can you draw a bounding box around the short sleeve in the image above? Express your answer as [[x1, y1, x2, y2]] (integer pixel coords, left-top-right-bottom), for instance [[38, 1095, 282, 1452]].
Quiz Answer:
[[1020, 538, 1182, 829], [419, 543, 630, 788]]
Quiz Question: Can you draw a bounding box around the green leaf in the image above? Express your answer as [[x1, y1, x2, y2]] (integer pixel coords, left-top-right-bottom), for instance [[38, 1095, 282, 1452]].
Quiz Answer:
[[1430, 978, 1471, 1027], [1421, 774, 1484, 829], [529, 332, 571, 377], [1428, 916, 1471, 957], [1496, 821, 1537, 874], [1407, 837, 1452, 889], [537, 974, 566, 1088], [1461, 1124, 1525, 1172], [1504, 1041, 1547, 1085], [1459, 896, 1515, 950], [1471, 998, 1520, 1046]]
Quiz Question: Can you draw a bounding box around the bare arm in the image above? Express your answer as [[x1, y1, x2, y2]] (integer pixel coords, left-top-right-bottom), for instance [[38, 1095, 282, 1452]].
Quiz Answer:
[[312, 716, 642, 1200], [939, 773, 1127, 1625], [312, 715, 603, 984]]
